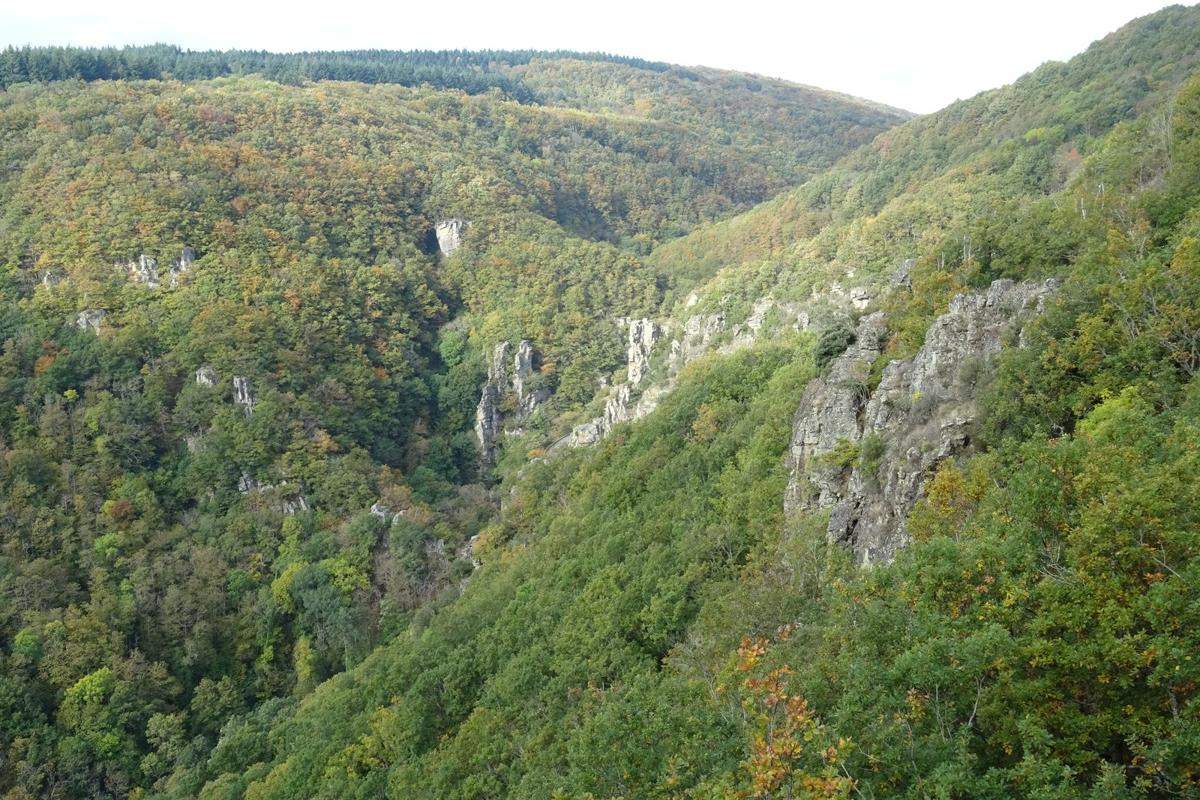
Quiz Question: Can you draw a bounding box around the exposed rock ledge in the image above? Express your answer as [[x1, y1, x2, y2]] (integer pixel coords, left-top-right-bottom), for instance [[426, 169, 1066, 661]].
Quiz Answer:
[[560, 294, 822, 450], [475, 339, 549, 466], [784, 278, 1057, 566]]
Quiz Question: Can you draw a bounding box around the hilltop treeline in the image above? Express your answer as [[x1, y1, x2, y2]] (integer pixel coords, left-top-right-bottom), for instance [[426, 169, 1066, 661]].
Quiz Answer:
[[0, 44, 669, 98]]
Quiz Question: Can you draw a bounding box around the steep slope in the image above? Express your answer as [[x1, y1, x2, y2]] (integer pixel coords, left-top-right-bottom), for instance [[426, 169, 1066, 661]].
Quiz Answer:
[[0, 52, 906, 799], [647, 2, 1200, 297], [544, 2, 1200, 461], [146, 7, 1200, 800]]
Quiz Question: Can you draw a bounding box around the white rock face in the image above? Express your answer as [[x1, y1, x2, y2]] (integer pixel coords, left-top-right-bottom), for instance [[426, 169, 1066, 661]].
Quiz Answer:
[[785, 278, 1058, 566], [41, 270, 63, 288], [626, 319, 659, 386], [75, 309, 106, 334], [233, 376, 255, 415], [126, 255, 160, 288], [195, 366, 217, 387], [168, 246, 195, 287], [435, 219, 470, 256], [279, 490, 310, 515]]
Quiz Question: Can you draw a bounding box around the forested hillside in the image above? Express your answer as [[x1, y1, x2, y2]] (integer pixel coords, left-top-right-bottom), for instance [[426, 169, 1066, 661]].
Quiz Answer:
[[0, 46, 903, 800], [3, 6, 1200, 800]]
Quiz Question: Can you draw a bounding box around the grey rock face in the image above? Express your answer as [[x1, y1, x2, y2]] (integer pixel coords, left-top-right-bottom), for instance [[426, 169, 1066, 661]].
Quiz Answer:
[[669, 312, 725, 370], [626, 319, 660, 385], [40, 270, 63, 288], [512, 340, 549, 418], [232, 376, 254, 415], [237, 473, 263, 493], [279, 489, 310, 515], [238, 473, 309, 514], [126, 255, 159, 288], [476, 339, 552, 464], [785, 279, 1057, 566], [370, 502, 392, 521], [195, 366, 218, 387], [475, 342, 509, 465], [75, 309, 106, 334], [783, 312, 887, 514], [435, 219, 469, 256]]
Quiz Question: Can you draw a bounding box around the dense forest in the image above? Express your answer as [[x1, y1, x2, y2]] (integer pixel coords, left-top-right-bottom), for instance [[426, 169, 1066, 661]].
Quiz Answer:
[[0, 45, 672, 98], [2, 5, 1200, 799]]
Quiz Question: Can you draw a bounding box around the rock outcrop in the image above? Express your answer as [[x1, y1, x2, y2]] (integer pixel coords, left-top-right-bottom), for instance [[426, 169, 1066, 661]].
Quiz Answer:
[[75, 309, 106, 334], [233, 376, 255, 415], [120, 248, 194, 289], [559, 280, 885, 453], [562, 316, 669, 448], [783, 312, 887, 512], [168, 246, 195, 287], [669, 311, 724, 370], [238, 474, 309, 514], [475, 339, 551, 464], [195, 366, 217, 387], [565, 382, 668, 447], [126, 255, 159, 288], [512, 340, 549, 417], [785, 278, 1057, 565], [435, 219, 469, 256], [626, 318, 660, 385], [474, 342, 509, 465]]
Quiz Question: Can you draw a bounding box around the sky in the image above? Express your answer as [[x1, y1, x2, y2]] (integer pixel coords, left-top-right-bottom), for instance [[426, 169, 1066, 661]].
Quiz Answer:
[[0, 0, 1182, 113]]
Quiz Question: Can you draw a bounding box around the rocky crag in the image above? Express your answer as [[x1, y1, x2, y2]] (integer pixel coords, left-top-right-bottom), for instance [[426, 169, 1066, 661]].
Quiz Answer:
[[784, 278, 1058, 565], [475, 339, 549, 465]]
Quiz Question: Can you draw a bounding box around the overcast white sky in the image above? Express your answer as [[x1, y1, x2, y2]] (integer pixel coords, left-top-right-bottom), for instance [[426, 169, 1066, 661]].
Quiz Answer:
[[0, 0, 1183, 113]]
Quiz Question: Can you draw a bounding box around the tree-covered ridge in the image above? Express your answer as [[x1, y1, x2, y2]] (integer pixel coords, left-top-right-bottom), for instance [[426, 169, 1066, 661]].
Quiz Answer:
[[0, 44, 671, 98]]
